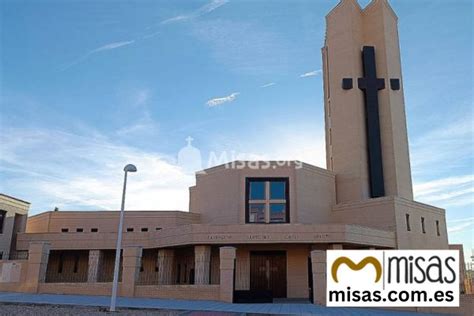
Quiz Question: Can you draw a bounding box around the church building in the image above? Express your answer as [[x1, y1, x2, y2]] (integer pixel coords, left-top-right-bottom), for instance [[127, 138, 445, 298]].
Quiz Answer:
[[0, 0, 461, 308]]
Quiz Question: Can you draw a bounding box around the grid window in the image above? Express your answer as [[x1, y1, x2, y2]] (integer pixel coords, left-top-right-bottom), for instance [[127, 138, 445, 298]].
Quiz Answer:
[[246, 178, 289, 224]]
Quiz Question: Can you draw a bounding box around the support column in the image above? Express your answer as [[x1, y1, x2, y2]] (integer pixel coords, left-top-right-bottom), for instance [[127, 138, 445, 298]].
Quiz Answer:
[[157, 249, 175, 285], [311, 250, 326, 305], [219, 246, 236, 303], [194, 245, 211, 285], [87, 250, 102, 283], [121, 246, 142, 297], [25, 242, 50, 293]]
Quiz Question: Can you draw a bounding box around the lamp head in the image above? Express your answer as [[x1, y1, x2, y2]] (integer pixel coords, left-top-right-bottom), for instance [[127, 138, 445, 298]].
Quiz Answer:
[[123, 164, 137, 173]]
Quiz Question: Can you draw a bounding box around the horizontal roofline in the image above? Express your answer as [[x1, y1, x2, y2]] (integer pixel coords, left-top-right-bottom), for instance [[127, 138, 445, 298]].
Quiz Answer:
[[0, 193, 31, 205]]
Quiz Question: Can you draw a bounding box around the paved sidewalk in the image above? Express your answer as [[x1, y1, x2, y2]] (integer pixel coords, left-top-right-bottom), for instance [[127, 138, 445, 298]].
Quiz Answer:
[[0, 292, 437, 315]]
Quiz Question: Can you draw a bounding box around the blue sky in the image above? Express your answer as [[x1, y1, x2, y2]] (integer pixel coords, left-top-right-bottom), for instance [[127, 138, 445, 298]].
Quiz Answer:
[[0, 0, 472, 256]]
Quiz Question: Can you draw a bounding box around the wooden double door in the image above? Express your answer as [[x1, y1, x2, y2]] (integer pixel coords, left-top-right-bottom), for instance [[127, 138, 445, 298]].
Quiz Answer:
[[250, 251, 287, 298]]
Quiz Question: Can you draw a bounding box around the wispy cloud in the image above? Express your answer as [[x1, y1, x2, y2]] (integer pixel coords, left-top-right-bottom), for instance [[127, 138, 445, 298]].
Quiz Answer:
[[61, 40, 135, 71], [447, 217, 474, 234], [300, 70, 322, 78], [191, 19, 291, 75], [261, 82, 276, 88], [413, 175, 474, 208], [0, 127, 192, 214], [206, 92, 239, 107], [91, 40, 135, 53], [161, 0, 229, 25]]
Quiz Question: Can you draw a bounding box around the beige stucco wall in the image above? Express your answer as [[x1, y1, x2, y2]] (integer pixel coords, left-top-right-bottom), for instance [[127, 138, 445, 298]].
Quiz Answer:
[[190, 161, 335, 225], [331, 196, 448, 249], [0, 194, 29, 259], [26, 210, 200, 234]]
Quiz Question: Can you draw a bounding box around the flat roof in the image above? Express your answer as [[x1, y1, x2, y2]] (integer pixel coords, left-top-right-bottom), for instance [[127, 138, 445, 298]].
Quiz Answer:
[[0, 193, 31, 205]]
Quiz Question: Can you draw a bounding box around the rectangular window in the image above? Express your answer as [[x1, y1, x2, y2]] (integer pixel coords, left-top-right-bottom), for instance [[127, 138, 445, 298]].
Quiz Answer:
[[405, 214, 411, 231], [0, 210, 6, 234], [141, 228, 148, 232], [76, 228, 83, 232], [156, 227, 162, 231], [246, 178, 289, 224], [91, 228, 98, 233], [61, 228, 69, 233], [421, 217, 426, 234], [126, 228, 134, 232], [436, 220, 440, 236], [0, 252, 3, 260]]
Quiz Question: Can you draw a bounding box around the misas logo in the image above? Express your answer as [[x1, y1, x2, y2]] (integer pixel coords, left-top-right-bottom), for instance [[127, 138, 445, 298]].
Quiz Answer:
[[326, 250, 459, 307], [331, 256, 382, 283]]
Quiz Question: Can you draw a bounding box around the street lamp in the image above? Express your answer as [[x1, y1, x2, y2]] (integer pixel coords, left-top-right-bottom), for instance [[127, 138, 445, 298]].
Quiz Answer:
[[110, 164, 137, 312]]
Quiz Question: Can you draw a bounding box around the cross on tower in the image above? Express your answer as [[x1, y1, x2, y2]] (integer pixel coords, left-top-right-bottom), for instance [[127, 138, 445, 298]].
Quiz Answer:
[[358, 46, 386, 198]]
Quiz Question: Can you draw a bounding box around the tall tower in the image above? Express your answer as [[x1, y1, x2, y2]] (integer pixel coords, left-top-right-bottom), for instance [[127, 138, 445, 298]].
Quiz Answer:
[[323, 0, 413, 203]]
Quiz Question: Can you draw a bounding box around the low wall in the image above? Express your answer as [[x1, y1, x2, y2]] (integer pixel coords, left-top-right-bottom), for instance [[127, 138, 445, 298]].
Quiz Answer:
[[36, 283, 220, 301], [0, 260, 29, 282], [135, 284, 220, 301], [38, 282, 124, 296]]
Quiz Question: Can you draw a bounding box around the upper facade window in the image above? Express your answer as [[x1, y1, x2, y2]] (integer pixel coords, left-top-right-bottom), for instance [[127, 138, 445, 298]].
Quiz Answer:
[[0, 210, 6, 234], [246, 178, 289, 224]]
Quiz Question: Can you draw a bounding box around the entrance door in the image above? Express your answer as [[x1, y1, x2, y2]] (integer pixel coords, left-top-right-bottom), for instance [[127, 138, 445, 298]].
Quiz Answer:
[[250, 251, 287, 298]]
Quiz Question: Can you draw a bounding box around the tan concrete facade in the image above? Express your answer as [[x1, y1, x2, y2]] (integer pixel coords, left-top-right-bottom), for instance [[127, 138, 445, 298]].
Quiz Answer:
[[0, 194, 29, 260], [0, 0, 467, 313]]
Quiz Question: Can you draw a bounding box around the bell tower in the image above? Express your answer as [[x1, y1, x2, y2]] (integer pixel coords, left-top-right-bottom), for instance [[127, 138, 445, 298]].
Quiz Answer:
[[323, 0, 413, 203]]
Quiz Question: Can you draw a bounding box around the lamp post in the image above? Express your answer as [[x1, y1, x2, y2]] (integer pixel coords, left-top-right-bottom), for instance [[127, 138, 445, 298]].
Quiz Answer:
[[110, 164, 137, 312]]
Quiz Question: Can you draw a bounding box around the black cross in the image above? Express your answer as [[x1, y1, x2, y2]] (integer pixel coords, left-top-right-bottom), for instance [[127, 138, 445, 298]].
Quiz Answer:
[[358, 46, 385, 198]]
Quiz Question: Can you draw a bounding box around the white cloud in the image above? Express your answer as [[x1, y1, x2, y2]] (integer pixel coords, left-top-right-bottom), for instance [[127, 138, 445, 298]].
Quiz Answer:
[[91, 40, 135, 53], [206, 92, 239, 107], [0, 127, 193, 215], [413, 175, 474, 208], [61, 40, 135, 71], [300, 70, 322, 78], [447, 217, 474, 234], [410, 117, 473, 175], [191, 19, 291, 75], [161, 0, 229, 24], [261, 82, 276, 88]]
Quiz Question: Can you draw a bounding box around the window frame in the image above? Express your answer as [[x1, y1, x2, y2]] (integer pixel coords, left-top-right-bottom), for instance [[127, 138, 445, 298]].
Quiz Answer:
[[245, 177, 290, 224]]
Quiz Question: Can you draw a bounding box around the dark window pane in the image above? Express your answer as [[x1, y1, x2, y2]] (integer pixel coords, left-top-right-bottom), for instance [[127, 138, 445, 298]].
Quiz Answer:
[[249, 181, 265, 200], [270, 181, 286, 199], [0, 210, 5, 234], [248, 203, 265, 223], [270, 203, 286, 223]]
